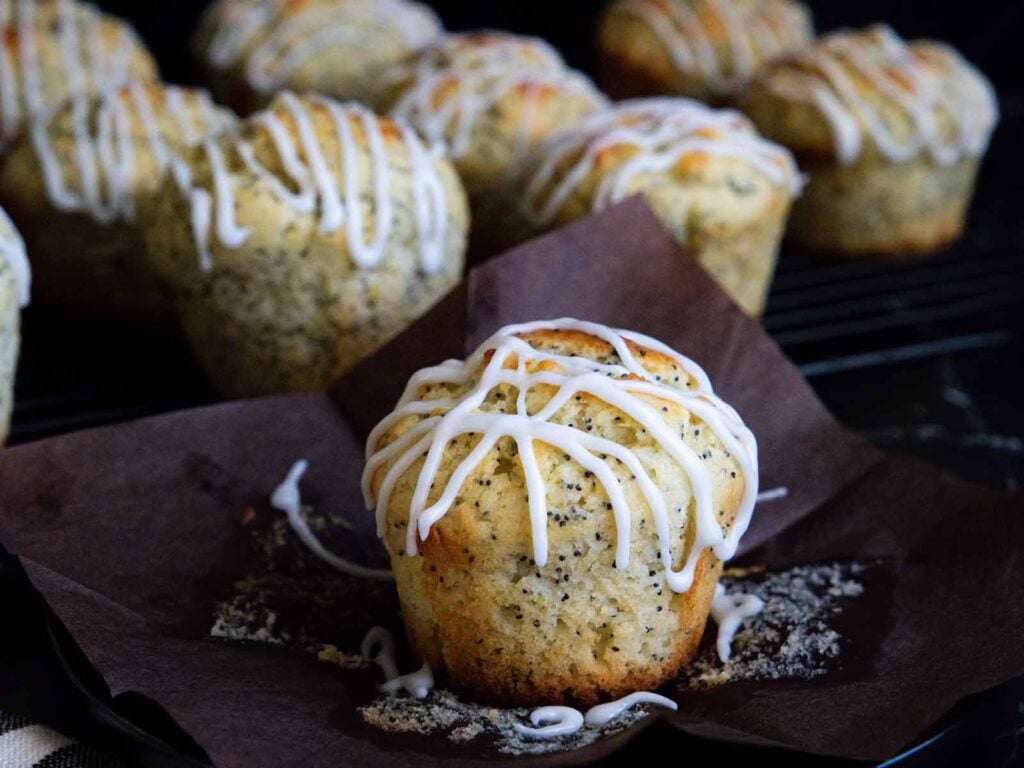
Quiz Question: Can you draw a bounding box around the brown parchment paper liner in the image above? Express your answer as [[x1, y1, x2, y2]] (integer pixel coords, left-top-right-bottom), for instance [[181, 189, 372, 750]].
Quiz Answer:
[[1, 199, 1022, 766]]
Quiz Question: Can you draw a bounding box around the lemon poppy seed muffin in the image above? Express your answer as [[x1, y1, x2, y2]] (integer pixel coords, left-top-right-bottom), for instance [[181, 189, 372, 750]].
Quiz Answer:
[[740, 25, 999, 257], [141, 91, 468, 399], [0, 0, 157, 148], [364, 319, 758, 706], [0, 82, 236, 319], [193, 0, 442, 114], [597, 0, 813, 104], [379, 32, 609, 204], [0, 205, 29, 443], [504, 98, 801, 316]]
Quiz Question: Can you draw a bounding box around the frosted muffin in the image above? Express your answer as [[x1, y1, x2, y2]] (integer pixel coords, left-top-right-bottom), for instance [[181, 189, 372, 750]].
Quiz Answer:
[[141, 91, 468, 399], [380, 32, 608, 204], [740, 25, 999, 257], [505, 98, 801, 316], [0, 0, 157, 148], [597, 0, 812, 104], [193, 0, 442, 113], [0, 82, 235, 319], [364, 319, 758, 706], [0, 206, 29, 443]]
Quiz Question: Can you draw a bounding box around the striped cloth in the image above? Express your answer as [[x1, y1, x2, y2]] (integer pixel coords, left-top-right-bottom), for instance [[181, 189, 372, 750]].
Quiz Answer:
[[0, 712, 121, 768]]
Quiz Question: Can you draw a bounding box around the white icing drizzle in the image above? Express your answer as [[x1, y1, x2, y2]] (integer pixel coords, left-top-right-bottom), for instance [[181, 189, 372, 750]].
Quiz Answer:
[[765, 25, 999, 166], [388, 33, 607, 161], [188, 92, 451, 275], [0, 205, 30, 307], [360, 626, 434, 699], [0, 0, 144, 144], [28, 82, 231, 226], [520, 98, 800, 227], [270, 459, 394, 581], [710, 583, 764, 662], [756, 485, 788, 502], [364, 318, 759, 595], [583, 691, 677, 727], [202, 0, 440, 92], [614, 0, 809, 96]]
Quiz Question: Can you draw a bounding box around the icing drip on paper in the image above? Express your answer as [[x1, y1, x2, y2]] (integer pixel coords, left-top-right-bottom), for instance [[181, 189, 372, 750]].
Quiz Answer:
[[614, 0, 810, 96], [756, 486, 788, 502], [388, 33, 607, 161], [0, 0, 143, 143], [29, 82, 229, 226], [187, 92, 451, 275], [765, 25, 999, 165], [364, 318, 759, 595], [202, 0, 440, 92], [710, 583, 764, 662], [0, 205, 30, 307], [270, 460, 394, 581], [520, 98, 801, 227], [517, 692, 677, 739], [361, 626, 434, 699]]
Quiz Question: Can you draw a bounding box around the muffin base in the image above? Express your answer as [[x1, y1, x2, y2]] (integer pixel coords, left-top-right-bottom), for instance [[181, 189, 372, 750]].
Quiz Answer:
[[0, 285, 18, 444], [786, 155, 980, 258]]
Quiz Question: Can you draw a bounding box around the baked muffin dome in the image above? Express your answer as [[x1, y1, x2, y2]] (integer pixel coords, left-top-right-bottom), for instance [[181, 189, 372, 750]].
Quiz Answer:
[[364, 319, 757, 706], [193, 0, 442, 113], [141, 91, 468, 398], [505, 98, 800, 316], [0, 0, 158, 148], [380, 32, 608, 202], [740, 25, 999, 257], [0, 81, 235, 319], [0, 205, 29, 443], [597, 0, 813, 103]]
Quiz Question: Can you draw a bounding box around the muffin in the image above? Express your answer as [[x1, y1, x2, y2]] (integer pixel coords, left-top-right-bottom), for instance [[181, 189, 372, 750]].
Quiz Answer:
[[141, 91, 469, 399], [0, 82, 236, 319], [740, 25, 999, 257], [0, 205, 29, 443], [193, 0, 442, 113], [0, 0, 158, 148], [380, 32, 608, 204], [506, 98, 801, 316], [597, 0, 813, 104], [364, 319, 758, 706]]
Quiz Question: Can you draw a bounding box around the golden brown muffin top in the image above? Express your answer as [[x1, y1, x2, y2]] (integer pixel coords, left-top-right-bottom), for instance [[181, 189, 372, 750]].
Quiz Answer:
[[16, 81, 234, 226], [741, 24, 999, 166], [518, 97, 800, 228], [195, 0, 441, 96], [383, 31, 608, 160], [0, 0, 157, 144], [364, 318, 758, 596], [601, 0, 812, 97]]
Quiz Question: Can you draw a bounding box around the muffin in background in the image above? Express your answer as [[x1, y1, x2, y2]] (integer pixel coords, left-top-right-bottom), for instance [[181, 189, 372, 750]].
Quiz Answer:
[[141, 91, 468, 399], [597, 0, 813, 104], [0, 206, 29, 444], [0, 82, 235, 320], [503, 98, 801, 316], [193, 0, 442, 113], [740, 25, 999, 257], [0, 0, 158, 148], [380, 32, 608, 206], [364, 319, 758, 706]]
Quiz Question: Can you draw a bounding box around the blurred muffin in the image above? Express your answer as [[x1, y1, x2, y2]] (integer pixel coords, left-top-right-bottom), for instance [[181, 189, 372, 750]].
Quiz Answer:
[[141, 91, 468, 399], [0, 82, 235, 319], [380, 32, 608, 204], [740, 25, 999, 257], [0, 0, 157, 148], [193, 0, 442, 113], [597, 0, 812, 104], [505, 98, 801, 316], [364, 319, 758, 706], [0, 205, 29, 443]]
